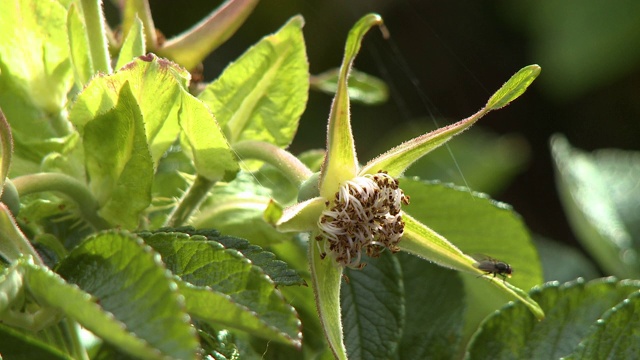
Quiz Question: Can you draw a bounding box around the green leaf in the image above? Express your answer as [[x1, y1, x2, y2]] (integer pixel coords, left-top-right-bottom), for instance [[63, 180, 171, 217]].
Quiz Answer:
[[551, 134, 640, 277], [566, 291, 640, 359], [0, 0, 72, 113], [70, 54, 238, 180], [341, 251, 403, 360], [67, 3, 94, 87], [83, 82, 153, 229], [319, 14, 384, 198], [55, 231, 199, 360], [138, 227, 305, 286], [0, 0, 75, 164], [466, 278, 640, 360], [485, 65, 541, 110], [115, 15, 146, 71], [177, 89, 239, 180], [311, 68, 389, 105], [140, 231, 302, 346], [0, 323, 72, 360], [399, 179, 544, 321], [121, 0, 157, 52], [360, 65, 539, 178], [157, 0, 259, 70], [69, 55, 186, 163], [395, 253, 465, 360], [197, 15, 308, 146]]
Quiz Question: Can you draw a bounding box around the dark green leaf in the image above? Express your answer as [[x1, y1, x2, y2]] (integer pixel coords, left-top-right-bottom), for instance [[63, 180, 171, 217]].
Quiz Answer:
[[466, 278, 640, 360], [341, 251, 403, 360], [551, 135, 640, 277], [0, 323, 72, 360], [566, 291, 640, 359], [400, 179, 542, 293], [55, 231, 199, 360], [198, 16, 308, 147], [400, 179, 543, 342], [396, 253, 465, 360], [83, 83, 153, 229], [139, 230, 302, 346], [139, 227, 304, 286], [311, 68, 389, 105]]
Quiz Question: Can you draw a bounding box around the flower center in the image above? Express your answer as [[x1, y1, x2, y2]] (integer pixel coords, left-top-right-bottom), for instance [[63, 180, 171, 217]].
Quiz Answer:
[[316, 171, 410, 269]]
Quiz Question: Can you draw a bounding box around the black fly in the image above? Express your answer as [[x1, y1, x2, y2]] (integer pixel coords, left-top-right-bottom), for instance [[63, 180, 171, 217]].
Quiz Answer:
[[473, 255, 513, 283]]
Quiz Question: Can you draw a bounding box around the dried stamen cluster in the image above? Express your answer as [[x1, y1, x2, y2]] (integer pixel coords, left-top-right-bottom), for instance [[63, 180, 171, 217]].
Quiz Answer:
[[316, 171, 410, 268]]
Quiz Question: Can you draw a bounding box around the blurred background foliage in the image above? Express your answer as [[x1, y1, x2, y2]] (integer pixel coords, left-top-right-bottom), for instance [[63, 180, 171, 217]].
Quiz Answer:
[[103, 0, 640, 282]]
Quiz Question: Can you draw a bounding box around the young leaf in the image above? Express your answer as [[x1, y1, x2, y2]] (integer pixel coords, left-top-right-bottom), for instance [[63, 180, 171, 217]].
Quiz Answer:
[[485, 65, 540, 110], [566, 291, 640, 359], [0, 0, 75, 164], [360, 65, 540, 178], [83, 83, 153, 229], [115, 15, 146, 70], [341, 251, 403, 360], [67, 3, 94, 87], [140, 231, 302, 346], [197, 15, 309, 147], [551, 135, 640, 278], [466, 278, 640, 360], [55, 231, 199, 360], [319, 14, 385, 198], [69, 55, 188, 164], [69, 54, 238, 180]]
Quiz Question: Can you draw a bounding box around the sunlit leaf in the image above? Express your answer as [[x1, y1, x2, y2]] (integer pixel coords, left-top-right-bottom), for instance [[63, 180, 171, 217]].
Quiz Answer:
[[198, 15, 308, 147], [83, 83, 153, 229], [319, 14, 385, 198], [55, 232, 199, 359], [140, 231, 302, 346], [115, 15, 146, 70]]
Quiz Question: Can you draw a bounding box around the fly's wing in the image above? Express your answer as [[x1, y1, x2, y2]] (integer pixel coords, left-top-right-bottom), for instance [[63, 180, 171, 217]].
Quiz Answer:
[[471, 254, 496, 272]]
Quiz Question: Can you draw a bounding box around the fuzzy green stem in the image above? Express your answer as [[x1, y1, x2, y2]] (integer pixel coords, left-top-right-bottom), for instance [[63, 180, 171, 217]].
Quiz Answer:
[[233, 140, 313, 187], [12, 173, 110, 230], [79, 0, 112, 74], [164, 175, 216, 227]]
